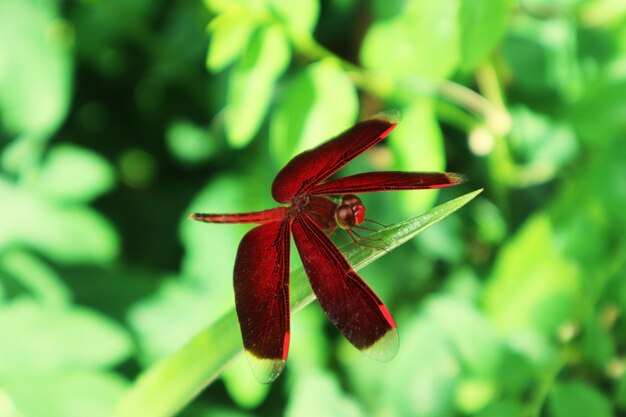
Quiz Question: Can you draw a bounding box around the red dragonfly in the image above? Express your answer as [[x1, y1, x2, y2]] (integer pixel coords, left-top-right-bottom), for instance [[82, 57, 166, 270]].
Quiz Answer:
[[189, 115, 465, 383]]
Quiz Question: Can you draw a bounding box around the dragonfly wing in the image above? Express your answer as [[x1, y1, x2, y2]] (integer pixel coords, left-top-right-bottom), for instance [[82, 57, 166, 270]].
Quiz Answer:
[[291, 213, 398, 360], [308, 171, 467, 196], [272, 117, 397, 203], [234, 220, 291, 383]]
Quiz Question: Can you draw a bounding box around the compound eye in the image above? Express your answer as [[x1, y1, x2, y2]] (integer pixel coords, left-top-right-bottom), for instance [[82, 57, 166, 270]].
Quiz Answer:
[[341, 194, 360, 206], [335, 205, 356, 229], [352, 204, 365, 225]]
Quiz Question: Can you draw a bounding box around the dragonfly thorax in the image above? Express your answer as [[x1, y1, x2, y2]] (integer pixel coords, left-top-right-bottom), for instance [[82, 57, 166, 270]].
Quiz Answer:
[[335, 194, 365, 230]]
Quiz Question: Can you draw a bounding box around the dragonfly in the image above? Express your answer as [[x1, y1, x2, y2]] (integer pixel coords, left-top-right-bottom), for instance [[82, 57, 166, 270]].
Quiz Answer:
[[189, 115, 466, 383]]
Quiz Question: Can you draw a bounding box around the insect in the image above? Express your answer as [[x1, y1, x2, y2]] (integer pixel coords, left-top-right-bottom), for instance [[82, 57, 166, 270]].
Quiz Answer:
[[189, 115, 465, 383]]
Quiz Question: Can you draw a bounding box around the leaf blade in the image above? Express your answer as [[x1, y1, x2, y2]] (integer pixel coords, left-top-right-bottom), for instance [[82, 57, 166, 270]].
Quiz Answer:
[[225, 24, 290, 147]]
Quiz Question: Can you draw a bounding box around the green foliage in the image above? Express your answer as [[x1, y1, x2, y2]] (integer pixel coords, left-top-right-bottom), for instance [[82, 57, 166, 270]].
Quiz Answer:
[[390, 100, 445, 213], [459, 0, 514, 72], [549, 382, 613, 417], [270, 59, 358, 161], [362, 0, 461, 78], [225, 25, 290, 147], [0, 0, 71, 138], [1, 0, 626, 416]]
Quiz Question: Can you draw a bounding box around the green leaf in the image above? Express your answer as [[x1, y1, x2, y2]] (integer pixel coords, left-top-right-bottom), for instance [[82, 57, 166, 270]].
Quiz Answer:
[[118, 148, 157, 189], [166, 119, 219, 165], [268, 0, 319, 34], [285, 370, 365, 417], [521, 0, 581, 12], [35, 145, 115, 203], [360, 0, 460, 78], [0, 0, 72, 137], [456, 377, 497, 414], [422, 296, 501, 377], [206, 11, 258, 72], [204, 0, 265, 14], [508, 106, 579, 181], [616, 372, 626, 410], [4, 371, 128, 417], [0, 299, 132, 376], [0, 178, 119, 264], [0, 249, 70, 307], [502, 15, 578, 95], [339, 294, 500, 416], [580, 315, 615, 370], [390, 100, 445, 214], [112, 189, 481, 417], [459, 0, 513, 71], [127, 279, 223, 364], [571, 79, 626, 145], [338, 292, 500, 417], [548, 382, 612, 417], [474, 400, 524, 417], [340, 305, 459, 417], [225, 24, 290, 147], [494, 346, 537, 396], [471, 198, 507, 245], [483, 213, 582, 335], [113, 309, 242, 417], [269, 59, 358, 163]]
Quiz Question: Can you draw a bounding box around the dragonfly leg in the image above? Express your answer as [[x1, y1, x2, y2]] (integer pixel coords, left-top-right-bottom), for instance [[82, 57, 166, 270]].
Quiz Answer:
[[345, 229, 387, 252]]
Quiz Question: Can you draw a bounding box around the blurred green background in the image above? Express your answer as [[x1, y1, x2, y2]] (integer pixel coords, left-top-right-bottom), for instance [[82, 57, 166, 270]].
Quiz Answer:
[[2, 0, 626, 416]]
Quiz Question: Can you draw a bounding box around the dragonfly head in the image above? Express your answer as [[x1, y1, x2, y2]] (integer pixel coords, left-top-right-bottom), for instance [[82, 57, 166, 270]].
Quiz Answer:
[[335, 194, 365, 229]]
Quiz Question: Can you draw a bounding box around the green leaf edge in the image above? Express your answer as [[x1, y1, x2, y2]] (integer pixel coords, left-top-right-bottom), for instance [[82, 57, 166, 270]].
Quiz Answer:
[[112, 188, 483, 417]]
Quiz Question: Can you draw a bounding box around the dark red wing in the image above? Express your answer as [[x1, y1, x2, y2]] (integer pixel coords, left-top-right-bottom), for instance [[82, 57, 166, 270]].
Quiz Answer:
[[291, 213, 398, 360], [234, 220, 291, 383], [271, 118, 397, 203], [308, 171, 467, 196]]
